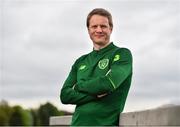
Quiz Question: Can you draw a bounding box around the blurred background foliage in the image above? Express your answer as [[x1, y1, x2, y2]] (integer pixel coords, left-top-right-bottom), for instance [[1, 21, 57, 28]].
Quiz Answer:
[[0, 100, 72, 126]]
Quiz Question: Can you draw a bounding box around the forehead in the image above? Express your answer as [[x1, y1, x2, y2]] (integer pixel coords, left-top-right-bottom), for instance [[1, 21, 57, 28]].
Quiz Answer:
[[89, 15, 109, 26]]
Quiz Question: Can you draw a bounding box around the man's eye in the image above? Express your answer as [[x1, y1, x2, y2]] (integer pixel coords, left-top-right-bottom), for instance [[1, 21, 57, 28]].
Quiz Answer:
[[91, 26, 97, 29], [101, 25, 107, 28]]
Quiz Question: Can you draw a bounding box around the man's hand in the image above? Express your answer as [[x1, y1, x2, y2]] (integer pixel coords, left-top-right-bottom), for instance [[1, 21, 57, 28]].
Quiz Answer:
[[97, 93, 107, 98]]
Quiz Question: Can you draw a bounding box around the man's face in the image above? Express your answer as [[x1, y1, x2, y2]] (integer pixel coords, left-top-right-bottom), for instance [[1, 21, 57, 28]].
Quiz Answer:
[[88, 15, 112, 46]]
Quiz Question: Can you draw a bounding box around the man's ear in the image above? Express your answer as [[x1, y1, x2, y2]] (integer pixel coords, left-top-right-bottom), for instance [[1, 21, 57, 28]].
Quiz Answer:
[[110, 27, 113, 32], [110, 27, 113, 34], [87, 28, 90, 34]]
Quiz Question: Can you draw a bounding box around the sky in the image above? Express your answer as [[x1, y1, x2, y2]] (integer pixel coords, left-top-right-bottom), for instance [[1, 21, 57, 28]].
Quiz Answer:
[[0, 0, 180, 112]]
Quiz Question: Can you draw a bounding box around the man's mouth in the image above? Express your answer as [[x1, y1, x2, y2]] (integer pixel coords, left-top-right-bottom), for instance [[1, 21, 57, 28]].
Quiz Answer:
[[95, 35, 104, 38]]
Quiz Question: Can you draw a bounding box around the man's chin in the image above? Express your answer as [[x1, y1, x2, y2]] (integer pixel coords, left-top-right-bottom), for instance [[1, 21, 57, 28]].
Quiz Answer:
[[93, 40, 105, 44], [93, 40, 108, 45]]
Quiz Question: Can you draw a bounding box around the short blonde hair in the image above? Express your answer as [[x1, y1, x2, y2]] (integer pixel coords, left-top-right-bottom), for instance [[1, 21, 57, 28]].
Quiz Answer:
[[86, 8, 113, 29]]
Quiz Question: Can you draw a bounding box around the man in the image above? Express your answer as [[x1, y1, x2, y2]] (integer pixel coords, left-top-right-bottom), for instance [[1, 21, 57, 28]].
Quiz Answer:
[[60, 8, 133, 126]]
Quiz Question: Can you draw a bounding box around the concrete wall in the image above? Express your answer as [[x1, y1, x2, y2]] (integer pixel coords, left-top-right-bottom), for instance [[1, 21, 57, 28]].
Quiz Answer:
[[50, 105, 180, 126]]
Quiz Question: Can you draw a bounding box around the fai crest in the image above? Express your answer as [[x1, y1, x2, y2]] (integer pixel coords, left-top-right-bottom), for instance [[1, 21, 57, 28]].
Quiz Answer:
[[98, 59, 109, 69]]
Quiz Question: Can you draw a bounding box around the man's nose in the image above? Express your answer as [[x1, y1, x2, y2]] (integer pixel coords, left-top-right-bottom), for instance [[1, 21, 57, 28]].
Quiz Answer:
[[96, 26, 103, 32]]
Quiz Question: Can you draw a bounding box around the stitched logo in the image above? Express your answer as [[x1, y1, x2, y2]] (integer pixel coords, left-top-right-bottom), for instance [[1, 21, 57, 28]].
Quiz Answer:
[[98, 59, 109, 69], [79, 65, 86, 70], [113, 54, 120, 62]]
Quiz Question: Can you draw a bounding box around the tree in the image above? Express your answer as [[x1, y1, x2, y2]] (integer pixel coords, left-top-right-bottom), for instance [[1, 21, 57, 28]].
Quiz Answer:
[[9, 106, 33, 126], [0, 100, 69, 126], [38, 102, 62, 125], [22, 109, 33, 126], [30, 108, 40, 126], [0, 100, 13, 125], [0, 109, 9, 126]]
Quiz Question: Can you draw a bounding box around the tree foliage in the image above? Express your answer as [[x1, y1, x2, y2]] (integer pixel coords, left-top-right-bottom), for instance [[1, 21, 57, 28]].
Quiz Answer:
[[38, 102, 63, 125], [0, 100, 72, 126], [0, 100, 13, 125]]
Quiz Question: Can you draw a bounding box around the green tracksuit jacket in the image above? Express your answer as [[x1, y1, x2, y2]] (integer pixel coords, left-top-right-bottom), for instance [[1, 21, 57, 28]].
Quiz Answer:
[[60, 42, 133, 126]]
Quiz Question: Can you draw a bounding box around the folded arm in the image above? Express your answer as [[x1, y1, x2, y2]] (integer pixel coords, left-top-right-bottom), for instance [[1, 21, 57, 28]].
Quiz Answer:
[[75, 48, 133, 96], [60, 64, 97, 105]]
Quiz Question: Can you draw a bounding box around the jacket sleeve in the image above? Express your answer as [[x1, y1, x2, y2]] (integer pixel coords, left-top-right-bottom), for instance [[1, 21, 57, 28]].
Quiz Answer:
[[75, 48, 133, 95], [60, 62, 96, 105]]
